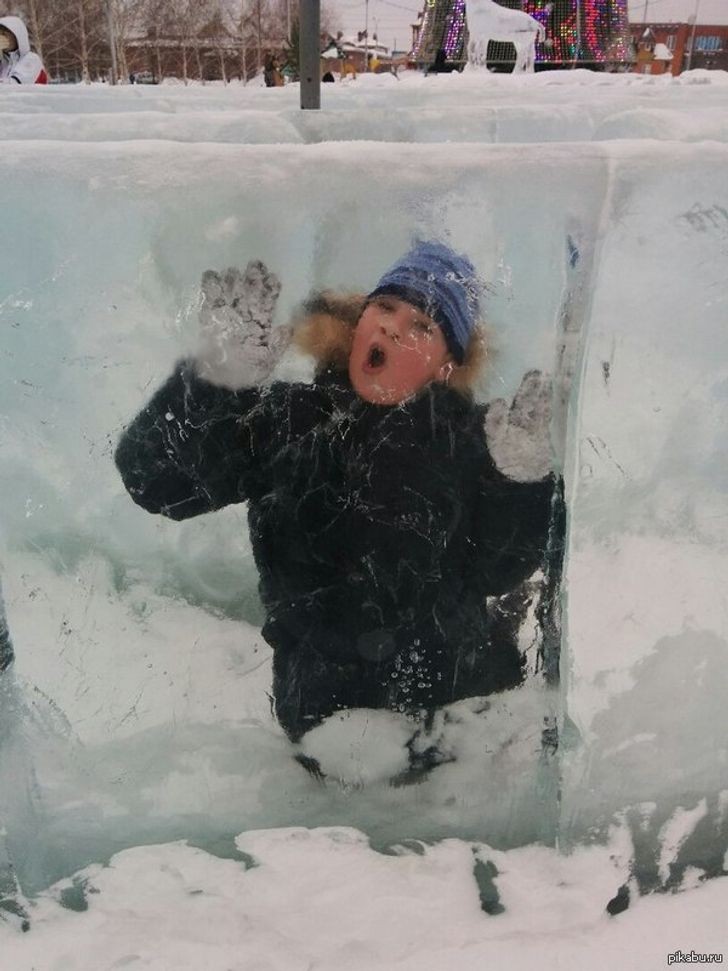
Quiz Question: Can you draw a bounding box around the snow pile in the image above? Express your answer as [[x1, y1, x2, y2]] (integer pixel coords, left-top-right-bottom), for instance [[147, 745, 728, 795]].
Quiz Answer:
[[298, 688, 553, 790], [300, 710, 415, 785]]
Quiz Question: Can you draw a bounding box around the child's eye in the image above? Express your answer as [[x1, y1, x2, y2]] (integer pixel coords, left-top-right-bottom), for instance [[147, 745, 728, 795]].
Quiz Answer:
[[374, 297, 395, 312], [413, 319, 434, 335]]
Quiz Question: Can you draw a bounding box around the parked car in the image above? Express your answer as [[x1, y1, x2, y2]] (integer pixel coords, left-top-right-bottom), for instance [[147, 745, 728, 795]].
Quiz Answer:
[[130, 71, 158, 84]]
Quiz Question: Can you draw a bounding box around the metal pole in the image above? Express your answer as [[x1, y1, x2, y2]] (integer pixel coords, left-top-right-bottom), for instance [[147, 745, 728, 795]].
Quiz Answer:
[[300, 0, 321, 109], [364, 0, 369, 69], [575, 0, 582, 64], [105, 0, 118, 84], [685, 0, 701, 72]]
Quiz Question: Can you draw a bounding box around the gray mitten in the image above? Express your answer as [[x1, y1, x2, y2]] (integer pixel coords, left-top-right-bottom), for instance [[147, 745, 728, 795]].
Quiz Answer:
[[485, 369, 553, 482], [194, 260, 287, 390]]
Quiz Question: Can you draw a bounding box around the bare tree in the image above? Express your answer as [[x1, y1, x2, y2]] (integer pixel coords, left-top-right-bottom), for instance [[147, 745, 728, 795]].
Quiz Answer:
[[76, 0, 92, 82], [175, 0, 218, 81], [13, 0, 341, 83], [25, 0, 44, 59], [140, 0, 173, 79], [110, 0, 148, 80], [218, 0, 257, 81]]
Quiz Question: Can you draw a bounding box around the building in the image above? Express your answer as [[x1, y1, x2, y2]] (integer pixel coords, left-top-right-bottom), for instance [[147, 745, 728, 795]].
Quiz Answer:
[[125, 27, 259, 83], [630, 17, 728, 74], [320, 36, 394, 76]]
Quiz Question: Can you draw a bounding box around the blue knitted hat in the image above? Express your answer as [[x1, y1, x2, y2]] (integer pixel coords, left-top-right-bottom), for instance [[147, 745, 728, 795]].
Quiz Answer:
[[367, 241, 481, 364]]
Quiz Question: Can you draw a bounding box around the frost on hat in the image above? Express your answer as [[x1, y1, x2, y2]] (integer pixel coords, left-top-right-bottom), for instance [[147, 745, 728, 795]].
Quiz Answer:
[[367, 240, 482, 364]]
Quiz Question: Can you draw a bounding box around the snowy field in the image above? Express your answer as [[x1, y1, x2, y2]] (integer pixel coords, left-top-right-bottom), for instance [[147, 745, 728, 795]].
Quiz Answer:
[[1, 69, 727, 965]]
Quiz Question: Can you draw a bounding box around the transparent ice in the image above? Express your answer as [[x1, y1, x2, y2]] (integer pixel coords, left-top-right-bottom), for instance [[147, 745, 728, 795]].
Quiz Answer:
[[0, 71, 726, 924]]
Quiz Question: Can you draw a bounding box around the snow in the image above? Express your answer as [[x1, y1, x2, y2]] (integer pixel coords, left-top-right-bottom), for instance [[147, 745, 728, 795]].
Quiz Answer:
[[3, 71, 728, 144], [300, 709, 415, 785], [1, 69, 727, 959], [1, 827, 728, 970]]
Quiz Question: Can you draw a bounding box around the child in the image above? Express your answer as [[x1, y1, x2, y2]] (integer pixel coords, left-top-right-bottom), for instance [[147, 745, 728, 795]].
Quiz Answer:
[[0, 17, 47, 85], [115, 242, 559, 744]]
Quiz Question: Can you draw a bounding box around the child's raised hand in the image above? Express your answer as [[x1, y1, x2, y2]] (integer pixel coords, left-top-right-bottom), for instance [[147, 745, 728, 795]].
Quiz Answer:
[[194, 260, 288, 390], [485, 369, 553, 482]]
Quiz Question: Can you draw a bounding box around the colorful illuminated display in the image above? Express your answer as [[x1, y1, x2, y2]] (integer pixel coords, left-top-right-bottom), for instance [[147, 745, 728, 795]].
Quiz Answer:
[[443, 0, 467, 59], [414, 0, 631, 68]]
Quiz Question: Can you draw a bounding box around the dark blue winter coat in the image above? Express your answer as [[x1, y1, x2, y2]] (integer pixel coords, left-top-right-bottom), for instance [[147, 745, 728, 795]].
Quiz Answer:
[[115, 357, 560, 740]]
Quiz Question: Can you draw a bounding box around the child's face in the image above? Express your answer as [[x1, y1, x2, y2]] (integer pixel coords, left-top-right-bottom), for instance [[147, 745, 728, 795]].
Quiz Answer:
[[348, 295, 453, 405]]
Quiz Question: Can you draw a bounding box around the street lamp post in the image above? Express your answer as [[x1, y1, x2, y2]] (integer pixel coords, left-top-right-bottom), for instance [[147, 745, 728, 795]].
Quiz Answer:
[[364, 0, 369, 70], [300, 0, 321, 108], [685, 0, 701, 72]]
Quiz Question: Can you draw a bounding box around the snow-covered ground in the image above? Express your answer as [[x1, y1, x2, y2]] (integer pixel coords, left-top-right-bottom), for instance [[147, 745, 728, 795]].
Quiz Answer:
[[3, 827, 728, 971], [1, 70, 727, 963]]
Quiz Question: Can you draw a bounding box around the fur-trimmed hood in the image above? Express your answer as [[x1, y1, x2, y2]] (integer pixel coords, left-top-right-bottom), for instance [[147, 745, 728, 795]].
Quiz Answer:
[[291, 291, 486, 395]]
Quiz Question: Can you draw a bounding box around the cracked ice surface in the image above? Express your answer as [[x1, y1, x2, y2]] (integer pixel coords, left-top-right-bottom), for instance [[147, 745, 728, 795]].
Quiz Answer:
[[0, 70, 727, 941]]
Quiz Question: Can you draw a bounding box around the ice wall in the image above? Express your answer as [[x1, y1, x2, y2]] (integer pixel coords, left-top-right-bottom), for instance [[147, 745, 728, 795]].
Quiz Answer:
[[2, 71, 728, 144], [1, 72, 726, 893], [559, 142, 728, 886]]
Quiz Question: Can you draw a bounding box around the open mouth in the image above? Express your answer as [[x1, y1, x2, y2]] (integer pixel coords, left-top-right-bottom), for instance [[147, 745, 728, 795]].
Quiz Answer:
[[364, 344, 387, 372]]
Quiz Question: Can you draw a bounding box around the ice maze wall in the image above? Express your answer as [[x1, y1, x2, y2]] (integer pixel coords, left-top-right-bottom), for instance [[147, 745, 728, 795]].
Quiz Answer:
[[0, 87, 727, 895], [559, 146, 728, 888]]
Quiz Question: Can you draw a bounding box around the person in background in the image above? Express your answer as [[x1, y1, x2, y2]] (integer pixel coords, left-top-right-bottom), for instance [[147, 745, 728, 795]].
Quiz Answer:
[[0, 16, 47, 85], [263, 52, 284, 88]]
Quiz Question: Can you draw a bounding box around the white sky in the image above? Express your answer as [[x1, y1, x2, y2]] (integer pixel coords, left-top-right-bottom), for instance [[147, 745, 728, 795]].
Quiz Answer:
[[336, 0, 728, 55]]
